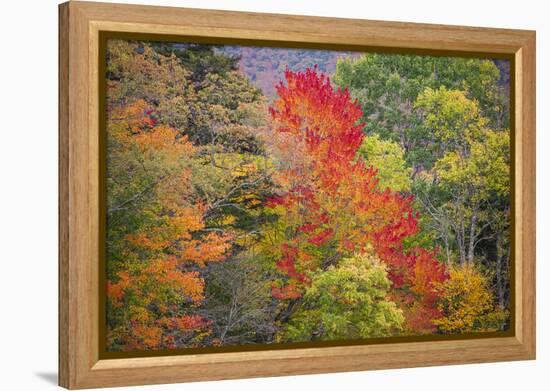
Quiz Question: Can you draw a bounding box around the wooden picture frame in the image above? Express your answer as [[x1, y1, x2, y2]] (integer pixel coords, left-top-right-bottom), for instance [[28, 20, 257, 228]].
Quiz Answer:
[[59, 1, 536, 389]]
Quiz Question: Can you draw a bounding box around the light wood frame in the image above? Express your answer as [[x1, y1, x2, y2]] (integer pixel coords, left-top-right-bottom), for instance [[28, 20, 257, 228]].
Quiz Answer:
[[59, 1, 536, 389]]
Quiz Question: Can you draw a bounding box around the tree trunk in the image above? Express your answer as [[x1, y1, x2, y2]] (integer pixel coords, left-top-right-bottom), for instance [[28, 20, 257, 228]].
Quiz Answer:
[[274, 297, 302, 324], [496, 232, 506, 310], [455, 218, 466, 266], [467, 207, 478, 265]]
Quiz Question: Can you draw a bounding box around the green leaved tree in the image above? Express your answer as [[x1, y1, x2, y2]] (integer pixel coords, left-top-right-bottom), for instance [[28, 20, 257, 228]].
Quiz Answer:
[[279, 253, 404, 342], [334, 54, 508, 175]]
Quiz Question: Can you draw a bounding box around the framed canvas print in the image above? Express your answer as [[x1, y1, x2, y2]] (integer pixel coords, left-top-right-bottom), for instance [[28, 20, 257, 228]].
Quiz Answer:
[[59, 1, 536, 389]]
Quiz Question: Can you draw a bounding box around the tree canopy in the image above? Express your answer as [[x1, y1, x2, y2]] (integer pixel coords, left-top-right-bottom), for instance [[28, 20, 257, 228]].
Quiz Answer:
[[105, 41, 511, 351]]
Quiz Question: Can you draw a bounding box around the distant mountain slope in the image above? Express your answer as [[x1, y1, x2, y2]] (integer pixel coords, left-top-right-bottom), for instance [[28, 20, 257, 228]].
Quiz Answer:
[[220, 46, 360, 99]]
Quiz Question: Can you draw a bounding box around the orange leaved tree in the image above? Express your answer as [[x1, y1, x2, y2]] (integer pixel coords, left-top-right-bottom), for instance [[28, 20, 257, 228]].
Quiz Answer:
[[265, 67, 447, 333], [106, 100, 232, 350]]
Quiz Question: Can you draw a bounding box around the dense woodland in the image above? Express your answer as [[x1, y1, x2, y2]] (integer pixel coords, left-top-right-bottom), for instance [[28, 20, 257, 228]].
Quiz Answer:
[[105, 41, 511, 351]]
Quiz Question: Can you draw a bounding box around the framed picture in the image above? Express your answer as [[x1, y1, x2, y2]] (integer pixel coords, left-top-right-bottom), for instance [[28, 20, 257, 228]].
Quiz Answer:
[[59, 1, 536, 389]]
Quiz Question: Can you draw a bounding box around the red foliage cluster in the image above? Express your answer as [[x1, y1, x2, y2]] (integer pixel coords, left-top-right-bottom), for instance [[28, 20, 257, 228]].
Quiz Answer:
[[268, 67, 447, 332]]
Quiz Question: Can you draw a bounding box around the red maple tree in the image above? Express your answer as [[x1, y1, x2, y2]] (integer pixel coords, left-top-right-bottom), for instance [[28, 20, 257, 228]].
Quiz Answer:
[[267, 67, 447, 332]]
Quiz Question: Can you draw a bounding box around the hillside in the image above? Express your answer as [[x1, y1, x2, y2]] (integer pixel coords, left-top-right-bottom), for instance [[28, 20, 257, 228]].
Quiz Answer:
[[220, 46, 360, 98]]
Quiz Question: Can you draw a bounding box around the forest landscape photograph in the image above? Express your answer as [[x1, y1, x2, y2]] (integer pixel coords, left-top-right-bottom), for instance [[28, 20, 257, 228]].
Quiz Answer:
[[103, 39, 512, 353]]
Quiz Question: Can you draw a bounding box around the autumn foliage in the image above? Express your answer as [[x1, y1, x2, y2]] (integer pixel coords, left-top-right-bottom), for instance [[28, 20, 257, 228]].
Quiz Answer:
[[106, 101, 232, 350], [105, 41, 510, 351], [266, 68, 447, 332], [434, 265, 507, 333]]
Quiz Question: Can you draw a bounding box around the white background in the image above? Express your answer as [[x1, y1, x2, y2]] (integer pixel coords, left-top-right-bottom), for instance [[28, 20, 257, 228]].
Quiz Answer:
[[0, 0, 547, 389]]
